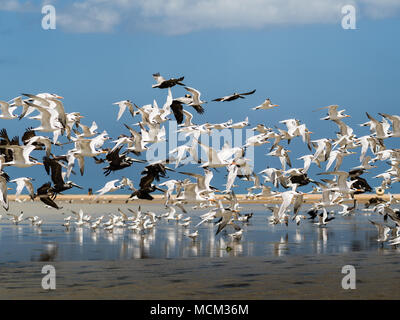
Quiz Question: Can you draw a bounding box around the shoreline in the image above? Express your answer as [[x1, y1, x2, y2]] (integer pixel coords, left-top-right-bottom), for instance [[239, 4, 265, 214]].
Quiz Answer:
[[7, 193, 399, 204]]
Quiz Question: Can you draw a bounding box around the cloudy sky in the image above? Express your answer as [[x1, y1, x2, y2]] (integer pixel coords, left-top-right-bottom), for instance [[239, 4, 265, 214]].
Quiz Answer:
[[1, 0, 400, 193]]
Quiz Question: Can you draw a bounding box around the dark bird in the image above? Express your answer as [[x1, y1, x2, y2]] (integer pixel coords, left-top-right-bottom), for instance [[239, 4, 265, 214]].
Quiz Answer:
[[129, 185, 164, 201], [43, 156, 82, 195], [21, 127, 36, 145], [306, 208, 319, 220], [170, 100, 185, 124], [349, 168, 372, 194], [364, 196, 385, 209], [101, 146, 145, 176], [289, 172, 313, 187], [152, 73, 185, 89], [139, 163, 173, 190], [35, 182, 61, 209], [212, 89, 256, 102], [128, 163, 173, 201], [0, 128, 19, 162]]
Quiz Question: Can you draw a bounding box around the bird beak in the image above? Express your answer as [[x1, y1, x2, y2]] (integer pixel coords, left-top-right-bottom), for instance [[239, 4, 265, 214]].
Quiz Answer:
[[7, 187, 12, 190], [56, 96, 64, 99], [36, 162, 44, 165], [273, 105, 279, 107], [345, 115, 351, 118]]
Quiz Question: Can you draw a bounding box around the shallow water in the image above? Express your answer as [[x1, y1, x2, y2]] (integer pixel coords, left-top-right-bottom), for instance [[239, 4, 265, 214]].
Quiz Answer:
[[1, 203, 398, 262]]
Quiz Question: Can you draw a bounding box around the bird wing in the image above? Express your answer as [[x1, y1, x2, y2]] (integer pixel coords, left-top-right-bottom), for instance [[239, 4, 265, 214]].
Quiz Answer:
[[239, 89, 256, 96], [170, 100, 184, 125], [277, 191, 294, 219]]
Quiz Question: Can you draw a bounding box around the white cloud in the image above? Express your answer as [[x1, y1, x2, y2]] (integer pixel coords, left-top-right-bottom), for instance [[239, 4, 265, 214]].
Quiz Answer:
[[2, 0, 400, 34], [57, 2, 121, 33], [0, 0, 34, 11]]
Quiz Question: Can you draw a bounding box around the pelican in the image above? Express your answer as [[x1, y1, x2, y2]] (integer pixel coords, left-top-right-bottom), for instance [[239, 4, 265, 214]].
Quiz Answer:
[[212, 89, 256, 102], [152, 73, 185, 88], [35, 182, 61, 209]]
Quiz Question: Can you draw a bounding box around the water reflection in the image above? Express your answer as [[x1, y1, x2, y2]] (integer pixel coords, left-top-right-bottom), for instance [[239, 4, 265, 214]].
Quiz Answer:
[[0, 204, 399, 262]]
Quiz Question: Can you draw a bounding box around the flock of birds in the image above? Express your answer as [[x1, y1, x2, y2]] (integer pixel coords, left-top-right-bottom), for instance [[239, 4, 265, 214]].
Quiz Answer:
[[0, 72, 400, 248]]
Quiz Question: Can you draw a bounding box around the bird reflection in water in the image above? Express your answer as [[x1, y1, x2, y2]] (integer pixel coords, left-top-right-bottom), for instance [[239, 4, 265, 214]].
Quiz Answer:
[[33, 243, 58, 262], [273, 233, 288, 257]]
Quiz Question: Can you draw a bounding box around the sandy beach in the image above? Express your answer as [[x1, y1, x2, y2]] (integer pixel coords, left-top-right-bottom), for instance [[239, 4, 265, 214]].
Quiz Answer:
[[7, 192, 399, 205]]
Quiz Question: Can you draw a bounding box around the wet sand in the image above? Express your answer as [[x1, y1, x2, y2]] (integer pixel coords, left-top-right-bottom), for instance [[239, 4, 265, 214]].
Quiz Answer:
[[1, 252, 400, 299]]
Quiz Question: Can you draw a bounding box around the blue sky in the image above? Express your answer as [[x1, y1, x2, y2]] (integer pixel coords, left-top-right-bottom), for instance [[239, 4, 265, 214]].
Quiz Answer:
[[1, 0, 400, 194]]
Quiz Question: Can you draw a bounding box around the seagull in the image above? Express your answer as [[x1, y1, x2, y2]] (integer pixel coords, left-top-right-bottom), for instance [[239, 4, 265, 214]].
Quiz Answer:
[[369, 220, 391, 243], [186, 230, 199, 241], [195, 139, 234, 168], [75, 121, 98, 138], [229, 117, 249, 129], [379, 113, 400, 137], [25, 101, 63, 142], [267, 145, 291, 171], [24, 134, 52, 158], [173, 87, 206, 114], [113, 100, 134, 121], [0, 172, 9, 210], [252, 98, 279, 111], [10, 177, 35, 202], [213, 89, 256, 102], [318, 105, 350, 121], [314, 208, 335, 226], [8, 212, 24, 225], [228, 229, 244, 241], [94, 179, 122, 200], [68, 132, 109, 176], [0, 100, 18, 119], [0, 144, 43, 168], [338, 199, 357, 216]]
